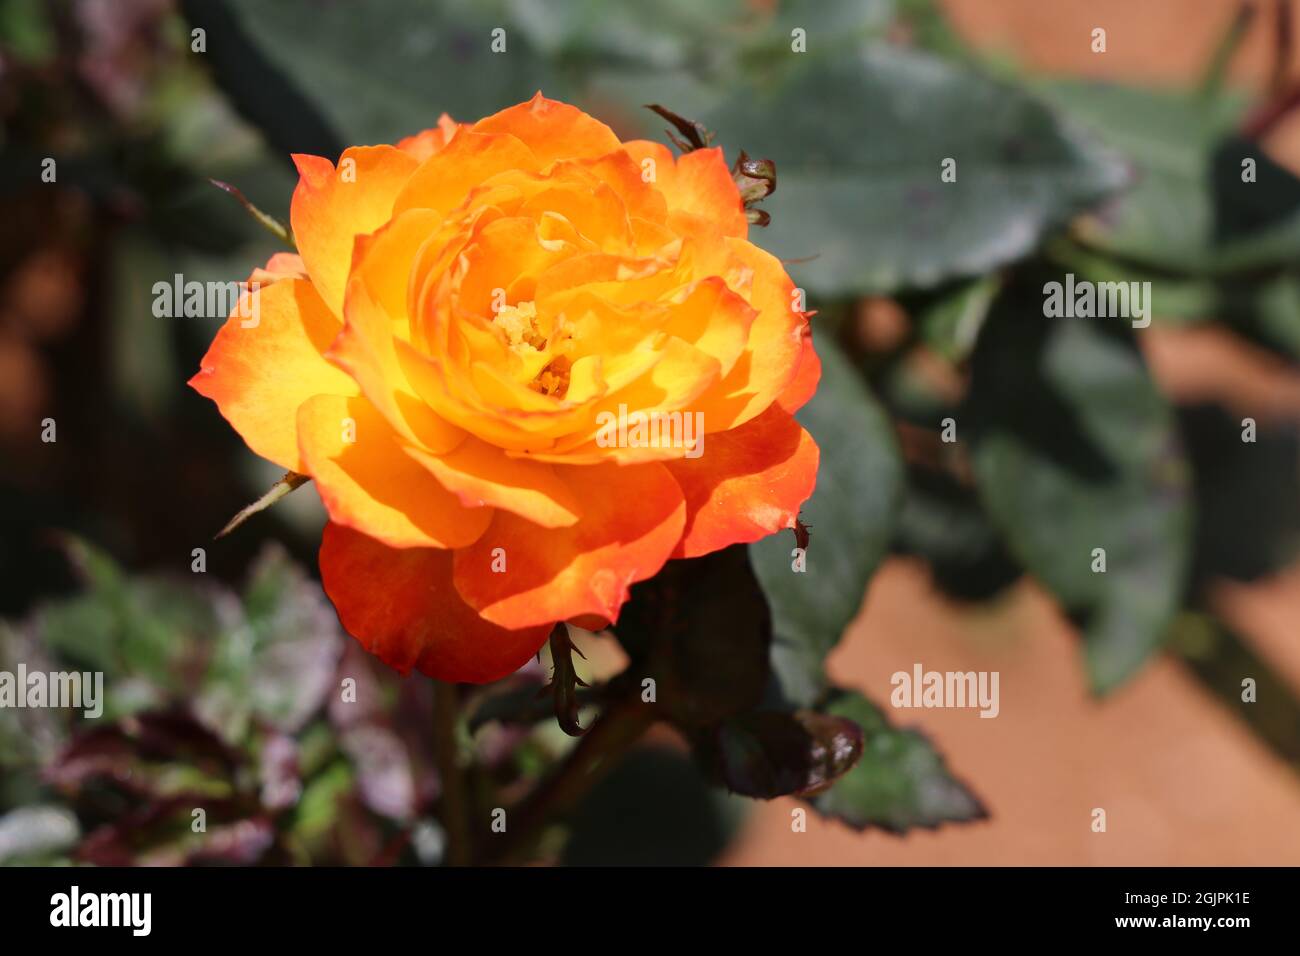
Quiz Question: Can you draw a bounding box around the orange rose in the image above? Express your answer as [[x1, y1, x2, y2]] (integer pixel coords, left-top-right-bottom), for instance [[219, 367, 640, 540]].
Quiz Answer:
[[190, 94, 819, 683]]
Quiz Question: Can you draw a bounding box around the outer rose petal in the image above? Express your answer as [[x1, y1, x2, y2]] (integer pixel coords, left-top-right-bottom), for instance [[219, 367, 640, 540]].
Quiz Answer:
[[396, 114, 459, 161], [777, 327, 821, 414], [290, 145, 419, 316], [188, 277, 357, 472], [695, 237, 807, 429], [453, 462, 686, 628], [297, 393, 491, 550], [320, 522, 548, 683], [665, 404, 819, 559], [473, 93, 621, 167], [668, 148, 748, 238], [621, 142, 747, 237], [392, 131, 538, 217], [250, 252, 307, 284]]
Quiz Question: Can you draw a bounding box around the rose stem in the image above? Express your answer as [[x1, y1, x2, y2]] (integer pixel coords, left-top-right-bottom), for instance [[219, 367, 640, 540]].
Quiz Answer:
[[432, 681, 472, 866]]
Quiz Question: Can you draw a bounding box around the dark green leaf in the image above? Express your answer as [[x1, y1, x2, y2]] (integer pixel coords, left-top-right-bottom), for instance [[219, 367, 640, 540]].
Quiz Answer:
[[751, 337, 904, 706], [220, 0, 566, 147], [967, 276, 1193, 691], [1045, 238, 1219, 326], [680, 46, 1125, 296], [812, 690, 986, 832], [1181, 404, 1300, 585], [510, 0, 890, 70], [1037, 82, 1300, 275], [1047, 237, 1300, 361], [893, 466, 1023, 603]]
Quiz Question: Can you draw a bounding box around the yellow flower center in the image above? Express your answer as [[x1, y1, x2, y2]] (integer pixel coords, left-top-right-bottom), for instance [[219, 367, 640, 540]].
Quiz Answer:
[[492, 300, 547, 353]]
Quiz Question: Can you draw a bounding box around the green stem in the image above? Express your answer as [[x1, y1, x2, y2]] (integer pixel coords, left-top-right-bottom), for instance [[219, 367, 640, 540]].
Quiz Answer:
[[432, 681, 471, 866]]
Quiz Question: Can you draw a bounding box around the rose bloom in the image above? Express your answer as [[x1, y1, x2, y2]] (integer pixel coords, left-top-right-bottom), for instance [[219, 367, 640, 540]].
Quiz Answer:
[[191, 95, 819, 683]]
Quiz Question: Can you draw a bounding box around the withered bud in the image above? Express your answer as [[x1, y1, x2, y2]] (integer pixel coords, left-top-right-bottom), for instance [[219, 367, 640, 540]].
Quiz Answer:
[[645, 103, 714, 152], [733, 151, 777, 205]]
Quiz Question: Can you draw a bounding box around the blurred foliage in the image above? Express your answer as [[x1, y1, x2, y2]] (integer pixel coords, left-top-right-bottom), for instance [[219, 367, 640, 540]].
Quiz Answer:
[[0, 541, 426, 864], [1, 0, 1299, 865]]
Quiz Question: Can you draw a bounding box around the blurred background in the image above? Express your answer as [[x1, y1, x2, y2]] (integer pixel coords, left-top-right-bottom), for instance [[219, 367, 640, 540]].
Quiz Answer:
[[0, 0, 1297, 865]]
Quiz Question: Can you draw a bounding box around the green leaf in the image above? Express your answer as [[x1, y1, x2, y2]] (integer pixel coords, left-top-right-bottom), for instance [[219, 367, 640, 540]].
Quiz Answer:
[[1035, 81, 1300, 275], [219, 0, 567, 147], [702, 709, 863, 799], [37, 538, 216, 703], [967, 276, 1193, 691], [893, 466, 1023, 603], [678, 45, 1125, 296], [290, 760, 355, 849], [200, 544, 344, 740], [0, 0, 55, 62], [511, 0, 891, 69], [1045, 238, 1219, 326], [751, 337, 904, 706], [1216, 270, 1300, 362], [1047, 237, 1300, 360], [1180, 404, 1300, 585], [812, 690, 986, 832], [1038, 82, 1233, 273], [506, 0, 752, 68]]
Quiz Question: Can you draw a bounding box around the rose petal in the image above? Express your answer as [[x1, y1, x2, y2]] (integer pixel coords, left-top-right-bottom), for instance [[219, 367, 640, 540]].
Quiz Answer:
[[453, 461, 685, 627], [473, 93, 622, 167], [665, 404, 818, 558], [320, 522, 548, 683], [392, 130, 538, 217], [290, 145, 419, 317], [404, 435, 582, 529], [298, 394, 491, 549], [396, 114, 459, 162], [330, 214, 468, 455], [189, 276, 357, 471], [694, 237, 808, 429], [777, 327, 821, 414]]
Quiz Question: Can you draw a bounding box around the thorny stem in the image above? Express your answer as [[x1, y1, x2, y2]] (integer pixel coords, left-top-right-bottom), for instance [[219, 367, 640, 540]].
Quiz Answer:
[[486, 697, 655, 865], [432, 681, 471, 866]]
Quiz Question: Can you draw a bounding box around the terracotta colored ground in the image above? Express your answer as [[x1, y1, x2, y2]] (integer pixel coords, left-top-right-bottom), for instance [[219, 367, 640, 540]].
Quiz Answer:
[[723, 0, 1300, 866]]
